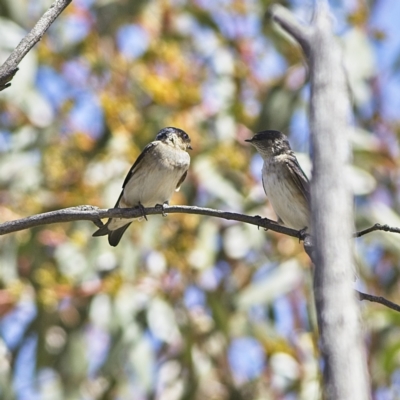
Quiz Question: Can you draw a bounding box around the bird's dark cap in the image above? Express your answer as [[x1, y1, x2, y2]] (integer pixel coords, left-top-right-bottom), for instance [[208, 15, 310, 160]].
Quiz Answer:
[[156, 126, 192, 149], [245, 129, 286, 143]]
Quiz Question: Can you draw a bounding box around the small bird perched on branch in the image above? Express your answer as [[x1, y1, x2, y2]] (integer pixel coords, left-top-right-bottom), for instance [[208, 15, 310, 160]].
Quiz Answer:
[[245, 130, 310, 231], [93, 127, 192, 246]]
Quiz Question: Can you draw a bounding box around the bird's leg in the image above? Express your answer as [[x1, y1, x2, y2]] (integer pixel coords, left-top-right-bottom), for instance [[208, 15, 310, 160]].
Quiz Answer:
[[254, 215, 262, 231], [138, 202, 148, 221], [156, 201, 169, 217]]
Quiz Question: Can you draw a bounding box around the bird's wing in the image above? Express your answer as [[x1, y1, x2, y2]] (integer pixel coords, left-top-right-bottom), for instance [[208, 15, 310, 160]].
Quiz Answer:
[[111, 141, 159, 207], [261, 170, 268, 197], [113, 189, 125, 208], [285, 154, 310, 202], [121, 141, 159, 188], [175, 170, 188, 192], [95, 142, 159, 237]]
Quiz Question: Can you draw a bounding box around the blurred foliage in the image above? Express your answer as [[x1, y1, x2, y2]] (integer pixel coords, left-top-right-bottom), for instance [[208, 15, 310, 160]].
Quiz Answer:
[[0, 0, 400, 399]]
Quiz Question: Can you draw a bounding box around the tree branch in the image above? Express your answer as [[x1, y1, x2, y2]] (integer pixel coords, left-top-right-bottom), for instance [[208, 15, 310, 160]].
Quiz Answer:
[[354, 223, 400, 238], [2, 202, 393, 241], [2, 204, 400, 315], [357, 291, 400, 313], [0, 204, 301, 238], [268, 4, 312, 57], [0, 0, 72, 91], [303, 237, 400, 314]]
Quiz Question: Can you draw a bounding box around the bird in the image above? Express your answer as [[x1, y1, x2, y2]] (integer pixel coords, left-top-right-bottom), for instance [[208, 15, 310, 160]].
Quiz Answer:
[[93, 127, 192, 246], [245, 130, 310, 231]]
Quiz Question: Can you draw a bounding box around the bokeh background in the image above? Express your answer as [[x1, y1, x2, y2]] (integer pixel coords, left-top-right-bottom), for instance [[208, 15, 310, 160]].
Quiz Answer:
[[0, 0, 400, 399]]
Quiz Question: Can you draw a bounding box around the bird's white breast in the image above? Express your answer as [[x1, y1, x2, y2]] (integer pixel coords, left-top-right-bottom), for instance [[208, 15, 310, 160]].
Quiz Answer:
[[262, 158, 309, 230], [108, 143, 190, 231], [122, 143, 190, 208]]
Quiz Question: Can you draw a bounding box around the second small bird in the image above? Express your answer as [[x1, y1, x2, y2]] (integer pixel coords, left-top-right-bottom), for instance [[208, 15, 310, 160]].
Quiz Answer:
[[93, 127, 192, 246], [246, 130, 310, 231]]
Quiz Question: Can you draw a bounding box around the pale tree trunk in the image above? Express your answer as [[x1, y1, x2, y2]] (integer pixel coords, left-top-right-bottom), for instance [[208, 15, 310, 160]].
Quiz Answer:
[[270, 3, 371, 399]]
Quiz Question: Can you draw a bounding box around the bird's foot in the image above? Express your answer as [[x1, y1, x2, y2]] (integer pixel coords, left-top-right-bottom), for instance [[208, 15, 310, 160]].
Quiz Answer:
[[298, 226, 308, 242], [254, 215, 268, 231], [138, 202, 148, 221], [254, 215, 269, 231], [156, 202, 168, 217]]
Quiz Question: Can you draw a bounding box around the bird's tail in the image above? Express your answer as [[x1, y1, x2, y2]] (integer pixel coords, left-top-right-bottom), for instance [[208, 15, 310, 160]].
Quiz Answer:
[[108, 223, 132, 247], [92, 221, 132, 247], [92, 223, 110, 237]]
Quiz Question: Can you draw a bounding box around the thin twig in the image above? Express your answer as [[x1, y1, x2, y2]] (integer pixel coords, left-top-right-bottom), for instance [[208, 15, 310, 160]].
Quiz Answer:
[[0, 204, 301, 238], [354, 223, 400, 238], [357, 291, 400, 313], [0, 0, 72, 91]]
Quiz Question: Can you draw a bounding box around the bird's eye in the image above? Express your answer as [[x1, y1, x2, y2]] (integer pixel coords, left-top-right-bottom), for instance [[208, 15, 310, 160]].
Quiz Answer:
[[183, 133, 189, 140]]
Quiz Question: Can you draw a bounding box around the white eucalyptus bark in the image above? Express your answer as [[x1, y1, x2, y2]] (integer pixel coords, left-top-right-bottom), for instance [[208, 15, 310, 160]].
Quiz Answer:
[[270, 3, 370, 399]]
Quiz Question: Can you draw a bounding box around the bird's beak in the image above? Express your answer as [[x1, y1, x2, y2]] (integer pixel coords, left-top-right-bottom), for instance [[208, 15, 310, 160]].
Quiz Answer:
[[245, 138, 253, 143], [187, 145, 193, 150]]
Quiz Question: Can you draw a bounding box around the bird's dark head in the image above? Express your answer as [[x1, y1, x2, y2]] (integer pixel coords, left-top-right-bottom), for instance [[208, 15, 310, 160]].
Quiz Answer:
[[156, 127, 192, 151], [245, 130, 291, 158]]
